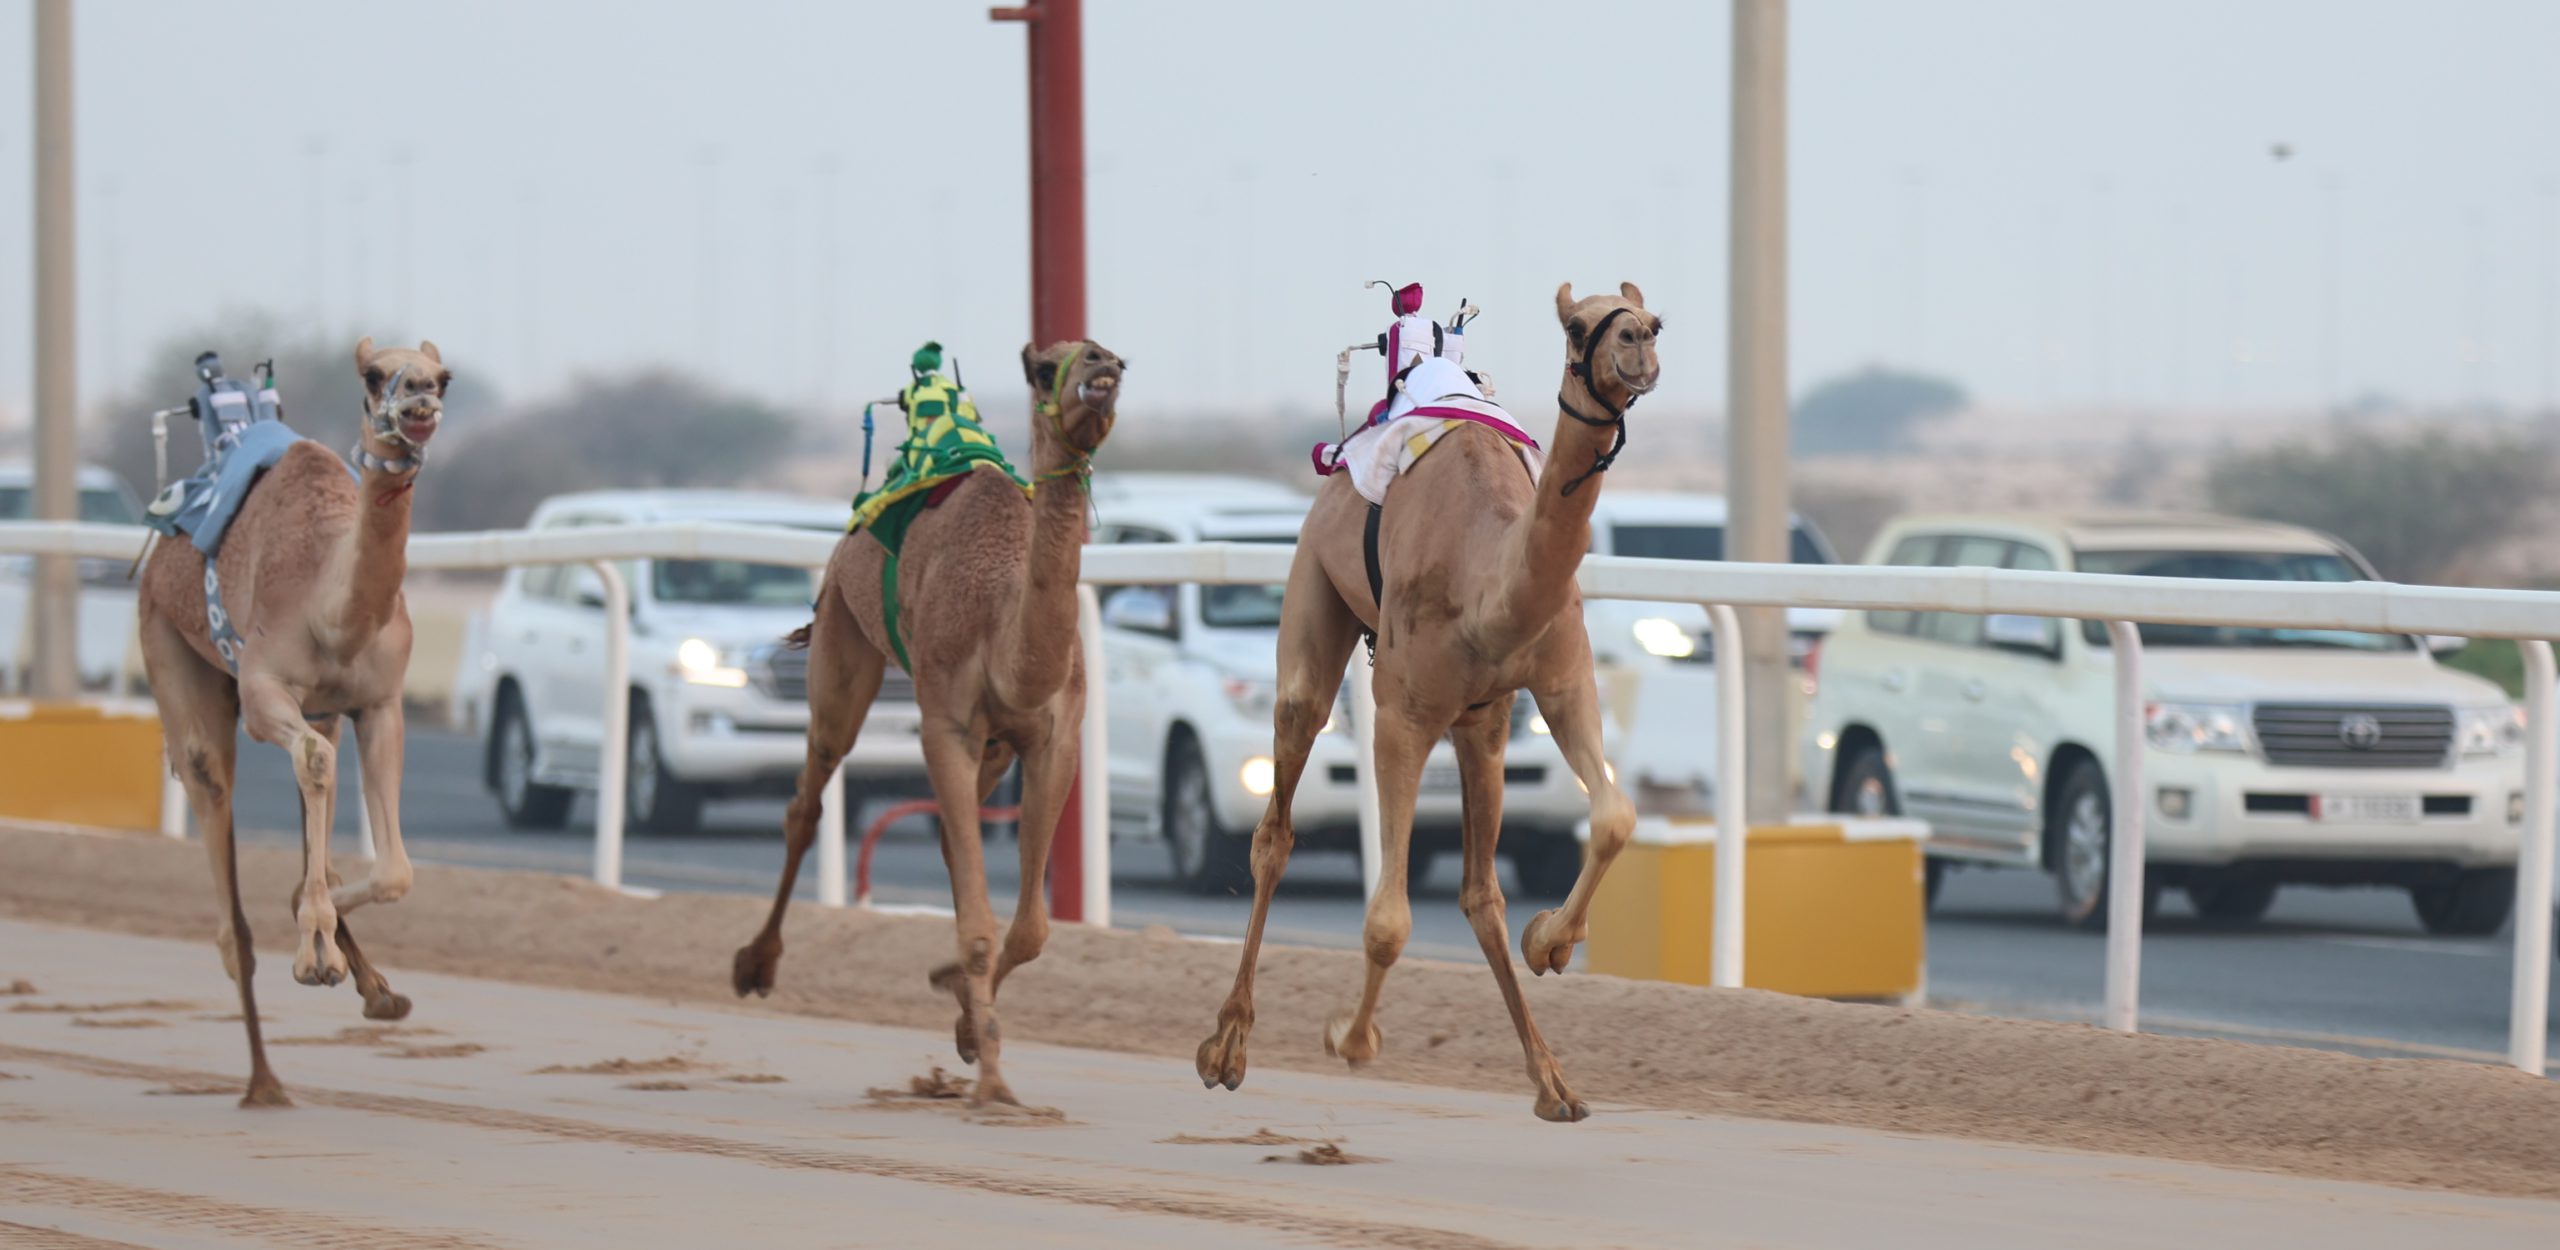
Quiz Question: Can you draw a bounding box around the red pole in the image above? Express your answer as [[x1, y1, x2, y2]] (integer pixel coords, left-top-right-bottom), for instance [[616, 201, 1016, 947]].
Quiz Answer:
[[992, 0, 1090, 922]]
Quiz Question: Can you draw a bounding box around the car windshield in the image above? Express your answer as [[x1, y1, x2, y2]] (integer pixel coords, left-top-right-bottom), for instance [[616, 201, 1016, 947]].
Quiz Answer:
[[1611, 524, 1828, 564], [1200, 534, 1292, 629], [2074, 549, 2410, 651], [0, 485, 139, 525], [652, 559, 814, 607]]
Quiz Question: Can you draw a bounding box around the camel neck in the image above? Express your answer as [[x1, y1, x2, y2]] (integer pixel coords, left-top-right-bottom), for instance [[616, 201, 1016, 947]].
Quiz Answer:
[[1492, 368, 1626, 647], [333, 464, 417, 644], [998, 413, 1093, 707]]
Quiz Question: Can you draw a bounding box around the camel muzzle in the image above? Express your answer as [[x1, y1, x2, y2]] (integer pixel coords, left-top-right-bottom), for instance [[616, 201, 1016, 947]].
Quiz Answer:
[[1078, 372, 1121, 413]]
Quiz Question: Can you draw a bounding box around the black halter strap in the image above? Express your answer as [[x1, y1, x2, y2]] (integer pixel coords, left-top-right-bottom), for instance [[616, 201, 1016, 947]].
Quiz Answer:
[[1556, 306, 1639, 498]]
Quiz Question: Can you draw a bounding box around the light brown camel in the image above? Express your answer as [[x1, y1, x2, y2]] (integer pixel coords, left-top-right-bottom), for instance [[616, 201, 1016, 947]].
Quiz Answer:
[[137, 337, 446, 1108], [1197, 283, 1661, 1121], [733, 339, 1124, 1109]]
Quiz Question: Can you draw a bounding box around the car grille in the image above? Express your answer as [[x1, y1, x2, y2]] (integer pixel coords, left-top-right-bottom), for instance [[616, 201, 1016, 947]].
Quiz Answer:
[[2251, 703, 2452, 769], [751, 642, 918, 706]]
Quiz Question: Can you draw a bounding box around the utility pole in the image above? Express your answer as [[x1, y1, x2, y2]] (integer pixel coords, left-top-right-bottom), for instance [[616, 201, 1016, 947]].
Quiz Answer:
[[30, 0, 79, 700], [1726, 0, 1789, 824], [991, 0, 1091, 920]]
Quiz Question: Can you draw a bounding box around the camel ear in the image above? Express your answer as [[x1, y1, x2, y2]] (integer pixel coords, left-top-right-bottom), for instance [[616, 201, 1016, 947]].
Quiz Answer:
[[1020, 343, 1039, 385], [354, 336, 377, 372], [418, 340, 442, 364], [1619, 281, 1645, 307], [1554, 283, 1577, 325]]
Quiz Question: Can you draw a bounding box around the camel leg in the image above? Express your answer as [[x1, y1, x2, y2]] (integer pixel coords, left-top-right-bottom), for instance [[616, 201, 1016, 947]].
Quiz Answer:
[[1321, 678, 1436, 1067], [238, 675, 346, 988], [931, 716, 1071, 1064], [1450, 695, 1587, 1121], [1197, 551, 1363, 1091], [140, 617, 286, 1107], [326, 702, 415, 1020], [1519, 674, 1636, 976], [919, 723, 1021, 1107], [735, 584, 884, 997]]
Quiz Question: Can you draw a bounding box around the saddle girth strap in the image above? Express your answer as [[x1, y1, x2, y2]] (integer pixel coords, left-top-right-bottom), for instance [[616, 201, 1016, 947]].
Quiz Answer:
[[1361, 500, 1385, 662], [880, 550, 912, 673]]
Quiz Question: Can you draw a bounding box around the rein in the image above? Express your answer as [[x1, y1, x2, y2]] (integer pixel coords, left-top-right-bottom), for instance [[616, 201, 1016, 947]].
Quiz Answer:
[[353, 363, 431, 478], [1555, 306, 1646, 498]]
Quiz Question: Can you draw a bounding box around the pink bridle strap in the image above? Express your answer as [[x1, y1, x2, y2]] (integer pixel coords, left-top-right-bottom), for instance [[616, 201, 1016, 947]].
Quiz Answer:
[[1404, 405, 1543, 452]]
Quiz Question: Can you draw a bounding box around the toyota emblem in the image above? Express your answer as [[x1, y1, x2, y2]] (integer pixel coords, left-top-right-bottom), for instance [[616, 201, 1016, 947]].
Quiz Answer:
[[2338, 713, 2384, 750]]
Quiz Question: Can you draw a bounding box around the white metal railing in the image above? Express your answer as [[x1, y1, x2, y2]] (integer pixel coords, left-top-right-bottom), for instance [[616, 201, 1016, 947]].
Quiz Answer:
[[3, 519, 2552, 1076]]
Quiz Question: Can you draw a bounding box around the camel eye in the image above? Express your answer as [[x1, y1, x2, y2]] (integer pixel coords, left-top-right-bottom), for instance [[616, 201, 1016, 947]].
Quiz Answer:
[[1618, 328, 1635, 343]]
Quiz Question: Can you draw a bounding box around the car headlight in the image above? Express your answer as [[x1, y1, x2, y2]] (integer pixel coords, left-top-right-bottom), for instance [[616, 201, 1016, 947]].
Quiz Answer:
[[1632, 616, 1696, 659], [1220, 674, 1276, 719], [2457, 705, 2526, 758], [673, 636, 749, 688], [2144, 701, 2249, 754]]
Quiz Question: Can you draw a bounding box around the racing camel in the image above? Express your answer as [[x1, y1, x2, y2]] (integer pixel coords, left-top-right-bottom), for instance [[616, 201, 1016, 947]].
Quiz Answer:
[[1198, 283, 1661, 1121], [138, 337, 447, 1107], [733, 339, 1125, 1110]]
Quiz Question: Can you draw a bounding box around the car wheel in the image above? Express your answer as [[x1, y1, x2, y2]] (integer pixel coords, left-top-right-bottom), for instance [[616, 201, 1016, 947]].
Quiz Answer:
[[1832, 747, 1942, 909], [1165, 737, 1252, 895], [489, 689, 572, 830], [1924, 856, 1947, 907], [627, 700, 705, 835], [2409, 868, 2515, 937], [2186, 872, 2278, 923], [1510, 836, 1586, 898], [2049, 761, 2160, 931]]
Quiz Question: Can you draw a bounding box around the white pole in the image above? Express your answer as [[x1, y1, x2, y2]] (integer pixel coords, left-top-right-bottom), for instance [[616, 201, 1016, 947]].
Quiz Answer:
[[2511, 640, 2554, 1075], [1076, 585, 1111, 928], [29, 0, 80, 702], [817, 762, 847, 907], [2103, 620, 2146, 1033], [590, 561, 629, 891], [355, 765, 376, 862], [1353, 658, 1382, 904], [1708, 603, 1748, 988], [159, 758, 186, 839], [1726, 0, 1792, 826]]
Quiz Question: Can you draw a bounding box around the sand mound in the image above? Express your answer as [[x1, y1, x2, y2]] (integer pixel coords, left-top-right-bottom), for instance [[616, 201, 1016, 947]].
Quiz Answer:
[[3, 825, 2555, 1198]]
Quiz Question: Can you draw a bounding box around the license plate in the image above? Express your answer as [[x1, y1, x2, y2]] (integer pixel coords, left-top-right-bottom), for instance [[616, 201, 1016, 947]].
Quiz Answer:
[[1419, 765, 1463, 793], [2315, 793, 2420, 823]]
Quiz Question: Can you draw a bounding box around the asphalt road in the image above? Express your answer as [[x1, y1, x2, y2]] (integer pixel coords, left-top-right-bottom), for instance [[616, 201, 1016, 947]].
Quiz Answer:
[[229, 725, 2554, 1069]]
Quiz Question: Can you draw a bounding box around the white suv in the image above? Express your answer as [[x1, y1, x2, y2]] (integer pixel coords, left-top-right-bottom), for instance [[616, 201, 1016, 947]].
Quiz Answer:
[[467, 490, 925, 833], [1804, 513, 2527, 932], [1093, 478, 1598, 895]]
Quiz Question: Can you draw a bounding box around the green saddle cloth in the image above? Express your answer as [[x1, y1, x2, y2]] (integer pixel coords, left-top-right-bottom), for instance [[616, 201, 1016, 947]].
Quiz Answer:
[[848, 371, 1030, 670]]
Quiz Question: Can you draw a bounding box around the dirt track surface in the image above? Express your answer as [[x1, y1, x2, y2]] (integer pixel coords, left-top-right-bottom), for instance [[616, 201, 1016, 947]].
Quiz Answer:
[[2, 825, 2557, 1208], [8, 919, 2559, 1250]]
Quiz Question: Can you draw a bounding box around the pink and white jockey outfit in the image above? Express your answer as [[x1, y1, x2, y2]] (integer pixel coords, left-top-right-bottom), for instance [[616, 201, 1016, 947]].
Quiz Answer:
[[1313, 281, 1544, 505]]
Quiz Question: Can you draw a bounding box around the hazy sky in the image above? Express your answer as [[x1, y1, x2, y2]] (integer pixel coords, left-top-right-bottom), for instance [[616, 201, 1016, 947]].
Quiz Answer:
[[3, 0, 2558, 426]]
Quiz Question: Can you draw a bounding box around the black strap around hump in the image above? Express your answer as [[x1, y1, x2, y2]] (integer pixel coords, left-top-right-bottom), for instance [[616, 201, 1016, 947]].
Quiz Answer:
[[1361, 500, 1385, 662]]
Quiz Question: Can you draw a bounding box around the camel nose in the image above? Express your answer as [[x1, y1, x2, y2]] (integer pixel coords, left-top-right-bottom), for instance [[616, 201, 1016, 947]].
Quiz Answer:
[[398, 403, 442, 444]]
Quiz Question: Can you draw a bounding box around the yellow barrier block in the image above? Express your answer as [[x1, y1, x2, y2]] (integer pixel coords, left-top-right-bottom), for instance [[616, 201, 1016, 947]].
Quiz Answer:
[[0, 701, 166, 833], [1588, 815, 1927, 1000]]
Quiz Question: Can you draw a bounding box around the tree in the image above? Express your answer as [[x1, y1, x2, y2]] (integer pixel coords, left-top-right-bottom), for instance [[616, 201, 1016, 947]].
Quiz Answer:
[[1790, 366, 1968, 457], [2203, 424, 2553, 583]]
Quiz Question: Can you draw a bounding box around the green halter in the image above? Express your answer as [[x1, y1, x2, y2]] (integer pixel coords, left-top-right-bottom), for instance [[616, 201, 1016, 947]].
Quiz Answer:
[[1031, 341, 1095, 491]]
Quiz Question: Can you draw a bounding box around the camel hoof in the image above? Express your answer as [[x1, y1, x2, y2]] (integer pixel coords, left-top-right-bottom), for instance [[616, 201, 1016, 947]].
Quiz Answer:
[[969, 1076, 1022, 1109], [926, 963, 982, 1064], [362, 991, 413, 1022], [1535, 1094, 1591, 1123], [240, 1076, 292, 1110], [1323, 1012, 1382, 1067], [1520, 909, 1577, 976], [1195, 1020, 1251, 1091], [731, 941, 780, 998]]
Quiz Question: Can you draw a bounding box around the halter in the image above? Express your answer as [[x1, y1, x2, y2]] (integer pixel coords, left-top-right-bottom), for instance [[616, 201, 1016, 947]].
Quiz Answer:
[[1555, 306, 1651, 498], [1031, 341, 1101, 491], [352, 363, 432, 477]]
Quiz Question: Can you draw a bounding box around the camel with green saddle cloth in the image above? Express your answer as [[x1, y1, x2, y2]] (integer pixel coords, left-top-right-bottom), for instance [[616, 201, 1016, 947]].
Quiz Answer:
[[734, 338, 1127, 1113]]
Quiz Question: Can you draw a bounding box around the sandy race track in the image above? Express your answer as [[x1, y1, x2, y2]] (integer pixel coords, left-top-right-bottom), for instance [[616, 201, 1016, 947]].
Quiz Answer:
[[3, 826, 2559, 1247]]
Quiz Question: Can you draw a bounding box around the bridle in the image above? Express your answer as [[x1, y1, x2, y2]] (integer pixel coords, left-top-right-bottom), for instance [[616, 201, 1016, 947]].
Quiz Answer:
[[1556, 305, 1655, 498], [1031, 341, 1112, 491], [353, 363, 433, 477]]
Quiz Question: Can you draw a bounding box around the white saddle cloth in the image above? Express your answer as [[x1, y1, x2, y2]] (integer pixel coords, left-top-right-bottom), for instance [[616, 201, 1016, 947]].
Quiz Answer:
[[1340, 407, 1545, 507]]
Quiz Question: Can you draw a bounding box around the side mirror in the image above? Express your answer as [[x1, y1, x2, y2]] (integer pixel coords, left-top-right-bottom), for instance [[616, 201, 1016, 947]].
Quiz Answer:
[[2427, 634, 2468, 656], [1983, 612, 2059, 657], [1101, 586, 1176, 636]]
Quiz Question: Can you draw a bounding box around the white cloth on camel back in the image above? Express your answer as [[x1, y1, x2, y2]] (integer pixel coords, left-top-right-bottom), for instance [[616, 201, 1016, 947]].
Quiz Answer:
[[1339, 407, 1545, 507]]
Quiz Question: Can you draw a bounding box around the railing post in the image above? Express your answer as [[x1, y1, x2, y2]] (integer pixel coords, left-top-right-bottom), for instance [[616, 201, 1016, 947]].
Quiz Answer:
[[1076, 584, 1111, 928], [1707, 603, 1748, 989], [159, 756, 186, 839], [1353, 657, 1382, 903], [356, 765, 377, 861], [2104, 620, 2146, 1033], [2513, 640, 2555, 1075], [590, 560, 629, 892], [817, 762, 847, 907]]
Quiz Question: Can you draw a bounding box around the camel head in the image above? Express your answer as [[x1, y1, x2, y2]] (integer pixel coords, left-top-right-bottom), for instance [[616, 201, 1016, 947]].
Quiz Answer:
[[354, 336, 450, 453], [1554, 282, 1662, 405], [1021, 339, 1126, 455]]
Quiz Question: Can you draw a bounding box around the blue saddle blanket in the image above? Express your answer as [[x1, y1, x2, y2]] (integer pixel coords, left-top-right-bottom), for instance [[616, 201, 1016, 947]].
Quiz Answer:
[[143, 421, 350, 556]]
